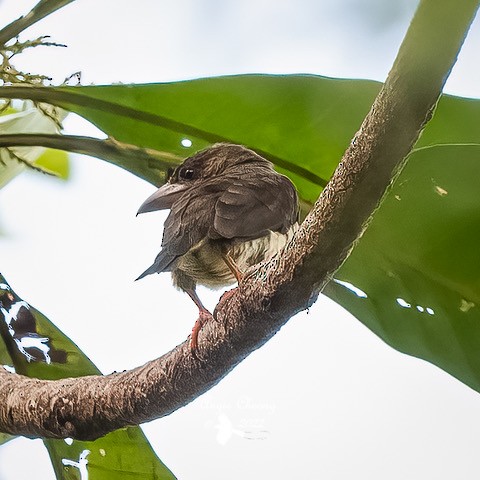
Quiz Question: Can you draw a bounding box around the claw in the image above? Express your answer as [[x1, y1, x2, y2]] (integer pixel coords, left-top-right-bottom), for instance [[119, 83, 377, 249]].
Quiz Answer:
[[189, 308, 213, 352]]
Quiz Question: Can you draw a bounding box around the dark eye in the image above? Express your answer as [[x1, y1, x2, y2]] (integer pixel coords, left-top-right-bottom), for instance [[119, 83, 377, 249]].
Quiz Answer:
[[179, 168, 194, 180]]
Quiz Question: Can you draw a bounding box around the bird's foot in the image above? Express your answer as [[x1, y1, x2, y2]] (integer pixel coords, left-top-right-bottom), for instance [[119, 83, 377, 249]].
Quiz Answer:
[[189, 308, 213, 353]]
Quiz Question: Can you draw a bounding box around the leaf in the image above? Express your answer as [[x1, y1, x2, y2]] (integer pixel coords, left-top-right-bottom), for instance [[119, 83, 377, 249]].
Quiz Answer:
[[0, 329, 13, 365], [5, 75, 480, 392], [2, 76, 379, 201], [34, 148, 70, 179], [46, 429, 175, 480], [0, 335, 15, 450], [324, 144, 480, 391], [0, 275, 176, 480], [56, 76, 373, 200], [0, 432, 14, 446], [0, 104, 67, 189]]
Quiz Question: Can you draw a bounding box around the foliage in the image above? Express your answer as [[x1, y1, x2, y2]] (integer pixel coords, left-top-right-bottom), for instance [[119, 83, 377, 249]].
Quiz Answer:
[[0, 276, 175, 479], [1, 0, 479, 478], [7, 76, 479, 391]]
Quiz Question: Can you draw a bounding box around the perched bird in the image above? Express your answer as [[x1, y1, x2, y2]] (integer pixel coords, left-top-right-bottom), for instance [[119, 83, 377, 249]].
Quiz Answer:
[[136, 143, 299, 350]]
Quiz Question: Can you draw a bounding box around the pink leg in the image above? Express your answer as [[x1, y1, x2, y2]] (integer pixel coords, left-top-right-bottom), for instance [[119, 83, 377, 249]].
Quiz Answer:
[[212, 251, 242, 320], [222, 252, 243, 284], [190, 308, 213, 352], [185, 288, 213, 352]]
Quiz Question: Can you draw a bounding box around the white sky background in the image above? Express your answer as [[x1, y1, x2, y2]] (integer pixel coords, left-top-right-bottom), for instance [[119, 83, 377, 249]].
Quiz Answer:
[[1, 1, 480, 479]]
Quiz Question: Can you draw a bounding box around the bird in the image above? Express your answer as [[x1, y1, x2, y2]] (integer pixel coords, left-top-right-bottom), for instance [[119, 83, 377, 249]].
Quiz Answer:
[[136, 143, 299, 351]]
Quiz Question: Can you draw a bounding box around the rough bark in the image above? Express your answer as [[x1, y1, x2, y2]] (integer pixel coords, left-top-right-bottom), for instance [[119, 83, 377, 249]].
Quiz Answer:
[[0, 0, 478, 440]]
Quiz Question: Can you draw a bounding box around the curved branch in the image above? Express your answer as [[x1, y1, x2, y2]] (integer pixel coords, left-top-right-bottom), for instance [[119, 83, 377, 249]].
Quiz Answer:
[[0, 0, 478, 440], [0, 133, 180, 186]]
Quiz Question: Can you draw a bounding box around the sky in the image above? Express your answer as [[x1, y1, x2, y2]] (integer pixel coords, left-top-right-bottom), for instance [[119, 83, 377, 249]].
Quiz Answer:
[[1, 1, 480, 479]]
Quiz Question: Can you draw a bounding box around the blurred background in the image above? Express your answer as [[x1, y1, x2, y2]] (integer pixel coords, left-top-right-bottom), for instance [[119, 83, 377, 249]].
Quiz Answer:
[[1, 1, 480, 479]]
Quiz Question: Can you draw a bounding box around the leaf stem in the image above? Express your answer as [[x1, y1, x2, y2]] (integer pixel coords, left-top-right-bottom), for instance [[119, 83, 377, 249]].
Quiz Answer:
[[0, 0, 76, 47], [0, 133, 180, 186]]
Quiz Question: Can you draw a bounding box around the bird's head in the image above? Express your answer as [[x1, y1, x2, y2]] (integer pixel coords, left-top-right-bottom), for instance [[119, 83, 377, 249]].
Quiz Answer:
[[137, 143, 272, 214]]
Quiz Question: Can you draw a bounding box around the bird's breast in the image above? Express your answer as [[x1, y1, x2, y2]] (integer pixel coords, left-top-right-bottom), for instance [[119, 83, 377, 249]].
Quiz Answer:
[[173, 224, 298, 290]]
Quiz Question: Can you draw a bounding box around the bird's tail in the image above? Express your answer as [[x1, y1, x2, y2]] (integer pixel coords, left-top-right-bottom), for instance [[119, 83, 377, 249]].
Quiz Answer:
[[135, 252, 176, 281], [135, 264, 159, 281]]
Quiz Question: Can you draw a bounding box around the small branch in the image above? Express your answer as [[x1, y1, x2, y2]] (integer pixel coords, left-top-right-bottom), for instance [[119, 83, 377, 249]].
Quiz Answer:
[[0, 133, 180, 186], [4, 36, 67, 61], [0, 0, 478, 441], [0, 131, 315, 215], [0, 0, 76, 47]]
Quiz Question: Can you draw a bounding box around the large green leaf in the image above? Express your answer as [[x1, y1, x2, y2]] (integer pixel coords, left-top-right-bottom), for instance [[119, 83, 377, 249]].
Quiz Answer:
[[0, 275, 175, 480], [324, 145, 480, 390], [3, 76, 380, 201], [3, 74, 480, 392], [57, 76, 378, 201]]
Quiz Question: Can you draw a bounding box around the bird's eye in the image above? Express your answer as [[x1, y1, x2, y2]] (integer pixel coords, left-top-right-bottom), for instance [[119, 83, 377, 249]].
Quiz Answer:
[[179, 168, 194, 180]]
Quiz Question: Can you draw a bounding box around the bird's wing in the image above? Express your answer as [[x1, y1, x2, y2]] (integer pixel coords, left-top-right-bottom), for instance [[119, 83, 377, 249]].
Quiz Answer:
[[137, 173, 298, 280], [137, 185, 218, 279], [213, 174, 298, 240]]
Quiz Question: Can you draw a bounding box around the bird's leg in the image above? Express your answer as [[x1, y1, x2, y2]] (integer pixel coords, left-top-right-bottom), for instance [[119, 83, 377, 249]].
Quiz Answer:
[[214, 251, 243, 320], [222, 251, 243, 284], [185, 288, 213, 352]]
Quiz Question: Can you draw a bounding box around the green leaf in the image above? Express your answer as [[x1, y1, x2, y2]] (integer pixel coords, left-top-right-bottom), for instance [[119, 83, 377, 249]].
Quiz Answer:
[[0, 275, 176, 480], [0, 342, 16, 447], [46, 428, 175, 480], [0, 330, 13, 365], [5, 74, 480, 392], [57, 76, 375, 201], [34, 148, 70, 179], [324, 144, 480, 390], [0, 432, 14, 446], [2, 76, 379, 201]]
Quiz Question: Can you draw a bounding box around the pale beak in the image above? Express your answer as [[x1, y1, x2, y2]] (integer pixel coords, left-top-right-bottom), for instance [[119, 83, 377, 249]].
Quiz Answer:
[[137, 182, 187, 214]]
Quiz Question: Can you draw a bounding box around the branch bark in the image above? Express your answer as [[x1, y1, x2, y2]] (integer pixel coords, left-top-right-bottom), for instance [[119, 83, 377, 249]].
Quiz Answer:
[[0, 0, 478, 440]]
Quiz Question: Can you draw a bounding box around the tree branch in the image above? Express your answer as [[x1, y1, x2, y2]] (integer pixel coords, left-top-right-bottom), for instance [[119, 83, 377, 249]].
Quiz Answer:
[[0, 0, 76, 47], [0, 133, 180, 186], [0, 0, 478, 440]]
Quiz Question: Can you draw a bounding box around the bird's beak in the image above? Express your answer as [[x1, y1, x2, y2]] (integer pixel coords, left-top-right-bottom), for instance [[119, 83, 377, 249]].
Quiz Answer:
[[137, 182, 187, 214]]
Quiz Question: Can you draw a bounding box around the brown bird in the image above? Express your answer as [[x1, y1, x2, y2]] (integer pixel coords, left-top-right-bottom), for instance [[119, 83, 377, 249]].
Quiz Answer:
[[136, 143, 299, 350]]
